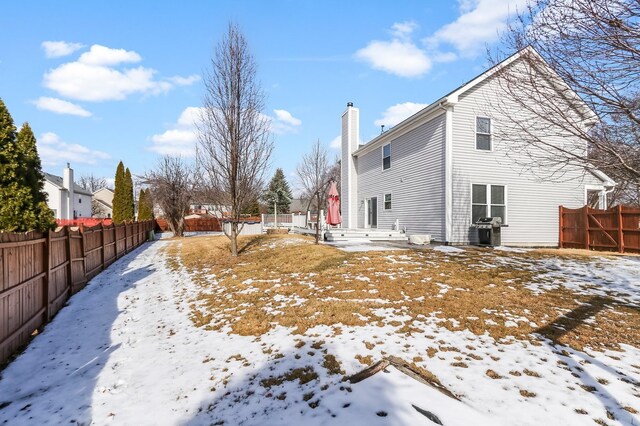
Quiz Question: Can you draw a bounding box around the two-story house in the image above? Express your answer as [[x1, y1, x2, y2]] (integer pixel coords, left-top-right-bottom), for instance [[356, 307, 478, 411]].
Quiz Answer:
[[340, 47, 614, 246], [43, 163, 92, 220]]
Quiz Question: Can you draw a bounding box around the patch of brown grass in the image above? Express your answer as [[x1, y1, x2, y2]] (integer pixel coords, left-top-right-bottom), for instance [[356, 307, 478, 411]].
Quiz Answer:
[[355, 355, 374, 366], [322, 354, 344, 375], [260, 366, 318, 389], [519, 389, 537, 398], [486, 369, 502, 379], [168, 234, 640, 353]]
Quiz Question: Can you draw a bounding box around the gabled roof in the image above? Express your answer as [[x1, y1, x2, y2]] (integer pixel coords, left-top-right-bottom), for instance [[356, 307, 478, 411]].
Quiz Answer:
[[93, 187, 114, 195], [353, 46, 596, 157], [43, 172, 93, 196]]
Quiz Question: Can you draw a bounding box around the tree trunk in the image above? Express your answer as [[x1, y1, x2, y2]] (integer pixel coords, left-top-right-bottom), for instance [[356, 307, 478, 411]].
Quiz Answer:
[[230, 222, 238, 256], [314, 194, 321, 244]]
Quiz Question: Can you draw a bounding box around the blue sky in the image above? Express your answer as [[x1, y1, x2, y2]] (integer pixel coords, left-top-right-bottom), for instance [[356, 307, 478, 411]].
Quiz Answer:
[[0, 0, 525, 190]]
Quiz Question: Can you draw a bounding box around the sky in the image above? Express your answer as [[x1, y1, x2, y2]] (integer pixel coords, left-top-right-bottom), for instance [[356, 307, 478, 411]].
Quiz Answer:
[[0, 0, 526, 191]]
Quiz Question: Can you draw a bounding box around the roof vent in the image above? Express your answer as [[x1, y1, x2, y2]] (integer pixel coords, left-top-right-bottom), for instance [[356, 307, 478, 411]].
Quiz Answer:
[[347, 102, 353, 107]]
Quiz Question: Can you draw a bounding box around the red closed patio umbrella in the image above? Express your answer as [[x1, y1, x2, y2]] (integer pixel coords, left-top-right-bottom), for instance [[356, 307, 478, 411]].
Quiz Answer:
[[326, 181, 342, 226]]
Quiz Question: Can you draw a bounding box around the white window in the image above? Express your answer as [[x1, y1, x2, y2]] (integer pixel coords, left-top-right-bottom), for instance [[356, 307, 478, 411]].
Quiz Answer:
[[476, 117, 491, 151], [384, 193, 392, 210], [471, 184, 506, 223], [382, 143, 391, 170]]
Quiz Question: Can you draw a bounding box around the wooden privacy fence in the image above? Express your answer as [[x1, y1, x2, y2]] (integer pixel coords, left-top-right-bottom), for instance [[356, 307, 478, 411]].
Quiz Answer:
[[559, 205, 640, 254], [155, 217, 222, 232], [0, 220, 155, 366]]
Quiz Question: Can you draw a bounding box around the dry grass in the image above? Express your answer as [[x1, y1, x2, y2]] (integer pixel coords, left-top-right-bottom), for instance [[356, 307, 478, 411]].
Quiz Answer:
[[167, 234, 640, 353]]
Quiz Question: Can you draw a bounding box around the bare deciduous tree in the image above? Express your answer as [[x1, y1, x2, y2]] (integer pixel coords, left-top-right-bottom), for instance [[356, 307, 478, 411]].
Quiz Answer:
[[196, 22, 273, 255], [144, 156, 195, 238], [79, 174, 109, 217], [296, 140, 338, 243], [490, 0, 640, 203]]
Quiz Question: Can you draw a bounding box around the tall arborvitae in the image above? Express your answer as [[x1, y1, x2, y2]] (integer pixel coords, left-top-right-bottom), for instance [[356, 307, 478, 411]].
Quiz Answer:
[[124, 167, 135, 221], [17, 123, 54, 229], [137, 188, 154, 220], [112, 161, 126, 223], [0, 99, 54, 231]]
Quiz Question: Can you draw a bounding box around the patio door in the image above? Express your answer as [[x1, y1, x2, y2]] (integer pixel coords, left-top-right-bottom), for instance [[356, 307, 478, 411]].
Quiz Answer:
[[366, 197, 378, 229]]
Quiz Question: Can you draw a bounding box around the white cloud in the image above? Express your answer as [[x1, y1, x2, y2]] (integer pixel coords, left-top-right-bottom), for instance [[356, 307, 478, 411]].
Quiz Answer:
[[37, 132, 111, 166], [78, 44, 141, 66], [427, 0, 527, 56], [374, 102, 429, 128], [355, 23, 432, 78], [356, 2, 524, 76], [41, 41, 84, 58], [273, 109, 302, 127], [42, 44, 198, 102], [148, 107, 204, 157], [330, 135, 341, 150], [263, 109, 302, 135], [33, 97, 92, 117], [391, 21, 418, 39], [168, 75, 201, 86]]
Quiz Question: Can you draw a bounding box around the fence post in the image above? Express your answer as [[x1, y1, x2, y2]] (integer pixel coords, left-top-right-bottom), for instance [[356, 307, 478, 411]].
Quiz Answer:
[[583, 205, 590, 250], [66, 227, 73, 297], [101, 222, 106, 271], [124, 223, 129, 253], [44, 229, 51, 322], [558, 205, 564, 249], [617, 204, 624, 253]]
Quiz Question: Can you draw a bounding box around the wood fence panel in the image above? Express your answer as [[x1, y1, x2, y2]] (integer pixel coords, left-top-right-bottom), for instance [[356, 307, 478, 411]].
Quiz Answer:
[[560, 206, 640, 253], [0, 232, 46, 365], [49, 228, 70, 317], [104, 224, 116, 267], [115, 225, 126, 258], [69, 228, 86, 294], [621, 207, 640, 254], [0, 220, 154, 366], [83, 225, 103, 280]]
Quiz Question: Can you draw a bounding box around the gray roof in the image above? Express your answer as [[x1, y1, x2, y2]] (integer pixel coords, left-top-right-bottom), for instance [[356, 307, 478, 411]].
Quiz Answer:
[[43, 172, 93, 196]]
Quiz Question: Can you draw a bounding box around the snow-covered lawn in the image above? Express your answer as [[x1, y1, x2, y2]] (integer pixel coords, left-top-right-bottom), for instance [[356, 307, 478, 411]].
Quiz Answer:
[[0, 235, 639, 425]]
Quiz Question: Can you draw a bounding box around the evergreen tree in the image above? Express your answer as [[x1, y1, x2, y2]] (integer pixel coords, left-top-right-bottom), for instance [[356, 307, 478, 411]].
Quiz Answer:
[[16, 123, 54, 229], [112, 161, 126, 223], [264, 168, 293, 214], [124, 167, 135, 221], [242, 196, 261, 216], [0, 100, 54, 231], [137, 188, 154, 220]]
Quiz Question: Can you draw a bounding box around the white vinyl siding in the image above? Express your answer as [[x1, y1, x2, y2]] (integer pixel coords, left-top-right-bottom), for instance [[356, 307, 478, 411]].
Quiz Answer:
[[356, 112, 446, 239], [450, 64, 603, 246]]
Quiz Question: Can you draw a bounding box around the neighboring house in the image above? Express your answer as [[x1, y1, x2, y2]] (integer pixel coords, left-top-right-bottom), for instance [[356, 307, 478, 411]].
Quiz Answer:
[[340, 47, 615, 246], [43, 163, 93, 220], [93, 187, 114, 218]]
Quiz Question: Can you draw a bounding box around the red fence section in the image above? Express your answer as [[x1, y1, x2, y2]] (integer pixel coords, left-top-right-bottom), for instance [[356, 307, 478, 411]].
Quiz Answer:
[[559, 205, 640, 254], [56, 218, 113, 227], [0, 220, 155, 366], [155, 217, 222, 232]]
